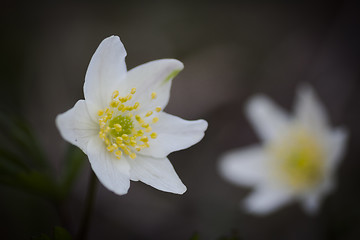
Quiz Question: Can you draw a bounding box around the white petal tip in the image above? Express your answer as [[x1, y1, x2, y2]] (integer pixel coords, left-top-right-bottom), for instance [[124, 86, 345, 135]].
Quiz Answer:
[[245, 94, 273, 120], [199, 119, 208, 131], [103, 35, 120, 43], [242, 198, 275, 216], [166, 58, 184, 70], [99, 35, 127, 57], [161, 59, 184, 83], [169, 184, 187, 195], [155, 180, 187, 195], [301, 199, 320, 215], [297, 83, 314, 97], [112, 188, 129, 196]]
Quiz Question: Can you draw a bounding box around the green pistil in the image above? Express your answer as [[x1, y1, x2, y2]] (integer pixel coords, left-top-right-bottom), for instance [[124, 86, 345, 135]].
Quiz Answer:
[[109, 115, 134, 137]]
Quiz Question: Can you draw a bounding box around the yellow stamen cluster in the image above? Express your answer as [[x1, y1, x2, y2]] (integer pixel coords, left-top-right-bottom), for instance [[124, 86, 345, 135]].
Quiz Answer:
[[97, 88, 161, 160], [267, 126, 325, 192]]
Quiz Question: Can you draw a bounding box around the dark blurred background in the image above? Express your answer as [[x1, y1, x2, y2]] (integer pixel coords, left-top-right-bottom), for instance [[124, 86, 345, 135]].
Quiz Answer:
[[1, 1, 359, 240]]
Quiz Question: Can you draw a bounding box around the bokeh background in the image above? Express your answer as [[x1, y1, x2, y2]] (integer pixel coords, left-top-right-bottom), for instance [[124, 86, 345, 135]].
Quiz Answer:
[[1, 1, 360, 239]]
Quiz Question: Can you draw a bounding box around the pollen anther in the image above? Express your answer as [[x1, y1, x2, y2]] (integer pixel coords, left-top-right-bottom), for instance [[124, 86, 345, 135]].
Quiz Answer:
[[98, 88, 160, 160], [150, 132, 157, 139], [152, 117, 159, 123], [151, 92, 157, 99]]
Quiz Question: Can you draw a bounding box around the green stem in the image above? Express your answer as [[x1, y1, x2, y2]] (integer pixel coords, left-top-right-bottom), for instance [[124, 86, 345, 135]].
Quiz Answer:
[[77, 170, 98, 240]]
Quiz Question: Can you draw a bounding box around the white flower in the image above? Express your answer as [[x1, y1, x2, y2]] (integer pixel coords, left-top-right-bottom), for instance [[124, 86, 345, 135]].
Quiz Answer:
[[219, 85, 348, 215], [56, 36, 207, 195]]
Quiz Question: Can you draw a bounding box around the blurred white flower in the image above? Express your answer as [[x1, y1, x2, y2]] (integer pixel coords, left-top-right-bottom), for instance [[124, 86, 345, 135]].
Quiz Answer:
[[219, 85, 348, 215], [56, 36, 207, 195]]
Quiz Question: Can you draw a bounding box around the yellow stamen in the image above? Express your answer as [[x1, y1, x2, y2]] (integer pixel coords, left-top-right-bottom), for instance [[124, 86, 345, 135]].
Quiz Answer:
[[151, 92, 157, 99], [115, 150, 122, 159], [118, 104, 124, 111], [112, 90, 119, 98], [152, 117, 159, 123], [140, 136, 148, 142], [121, 134, 129, 140], [98, 110, 104, 116], [114, 124, 122, 132], [110, 100, 119, 108], [145, 111, 153, 117], [97, 87, 161, 160], [130, 139, 137, 146], [116, 137, 123, 144]]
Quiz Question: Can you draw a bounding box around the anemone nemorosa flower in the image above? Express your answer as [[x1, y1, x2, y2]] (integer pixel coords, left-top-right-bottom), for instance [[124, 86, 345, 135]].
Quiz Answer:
[[56, 36, 207, 195], [219, 85, 347, 215]]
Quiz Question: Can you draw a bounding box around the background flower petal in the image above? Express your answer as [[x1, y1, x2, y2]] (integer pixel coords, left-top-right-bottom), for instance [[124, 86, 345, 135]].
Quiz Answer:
[[128, 156, 186, 194], [218, 146, 268, 187], [294, 84, 329, 135], [246, 95, 290, 142], [123, 59, 183, 112], [327, 127, 348, 170], [243, 187, 292, 215], [139, 112, 207, 158], [87, 137, 131, 195], [301, 189, 325, 215], [84, 36, 127, 110], [56, 100, 97, 153]]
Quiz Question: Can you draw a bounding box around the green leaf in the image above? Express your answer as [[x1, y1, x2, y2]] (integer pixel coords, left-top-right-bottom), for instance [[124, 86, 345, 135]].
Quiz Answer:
[[0, 112, 63, 202], [0, 147, 30, 173], [0, 170, 61, 202], [0, 113, 47, 170], [60, 145, 86, 197], [217, 230, 242, 240], [189, 232, 200, 240], [31, 233, 52, 240], [53, 226, 72, 240], [30, 227, 72, 240]]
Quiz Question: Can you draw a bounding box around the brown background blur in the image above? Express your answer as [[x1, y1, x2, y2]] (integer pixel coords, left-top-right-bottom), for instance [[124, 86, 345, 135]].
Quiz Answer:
[[1, 1, 359, 239]]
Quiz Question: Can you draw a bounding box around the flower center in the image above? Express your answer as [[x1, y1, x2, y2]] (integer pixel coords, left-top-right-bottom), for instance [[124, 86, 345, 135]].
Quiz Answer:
[[97, 88, 161, 160], [267, 126, 325, 192]]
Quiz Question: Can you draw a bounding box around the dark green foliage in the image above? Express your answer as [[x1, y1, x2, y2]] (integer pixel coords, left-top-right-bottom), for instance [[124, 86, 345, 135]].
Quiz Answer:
[[0, 113, 85, 239], [31, 227, 72, 240]]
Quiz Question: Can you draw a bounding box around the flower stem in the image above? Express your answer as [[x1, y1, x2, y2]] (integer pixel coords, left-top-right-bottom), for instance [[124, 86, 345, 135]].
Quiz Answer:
[[78, 170, 98, 240]]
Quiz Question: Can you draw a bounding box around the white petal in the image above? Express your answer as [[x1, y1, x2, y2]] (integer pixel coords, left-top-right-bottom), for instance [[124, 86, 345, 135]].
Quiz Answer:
[[294, 84, 329, 135], [122, 59, 183, 111], [298, 129, 347, 215], [87, 136, 131, 195], [127, 156, 186, 194], [245, 95, 290, 142], [218, 146, 268, 187], [84, 36, 127, 110], [140, 112, 208, 158], [327, 127, 348, 170], [56, 100, 97, 153], [243, 187, 293, 215], [301, 192, 322, 214]]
